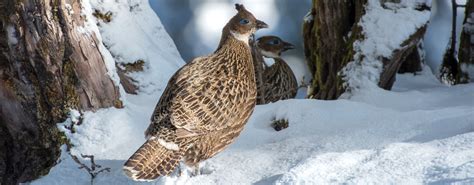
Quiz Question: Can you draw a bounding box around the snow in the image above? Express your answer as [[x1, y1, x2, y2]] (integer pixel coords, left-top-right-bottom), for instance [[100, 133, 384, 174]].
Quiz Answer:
[[30, 1, 474, 185], [78, 0, 123, 93], [6, 25, 18, 46], [277, 133, 474, 184], [87, 0, 184, 95], [424, 0, 468, 77], [343, 0, 431, 91], [57, 109, 81, 133], [303, 10, 313, 23]]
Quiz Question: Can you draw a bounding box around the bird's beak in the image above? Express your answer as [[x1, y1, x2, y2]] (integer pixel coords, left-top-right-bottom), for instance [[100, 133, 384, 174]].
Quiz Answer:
[[256, 20, 268, 29], [283, 42, 295, 51]]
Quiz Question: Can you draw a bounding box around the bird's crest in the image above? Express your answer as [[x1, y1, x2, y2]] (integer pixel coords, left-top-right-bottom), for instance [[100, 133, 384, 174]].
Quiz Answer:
[[235, 4, 246, 12]]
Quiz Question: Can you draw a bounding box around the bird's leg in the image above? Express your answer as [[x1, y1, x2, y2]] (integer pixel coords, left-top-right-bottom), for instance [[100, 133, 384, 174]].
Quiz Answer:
[[177, 165, 182, 177], [191, 163, 200, 176], [177, 162, 187, 177]]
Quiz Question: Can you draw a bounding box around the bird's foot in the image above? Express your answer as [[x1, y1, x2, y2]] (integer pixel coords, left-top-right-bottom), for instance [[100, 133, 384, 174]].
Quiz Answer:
[[191, 164, 201, 176]]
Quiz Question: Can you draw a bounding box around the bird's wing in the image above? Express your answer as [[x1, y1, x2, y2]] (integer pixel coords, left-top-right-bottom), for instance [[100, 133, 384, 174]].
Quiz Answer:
[[147, 56, 249, 138]]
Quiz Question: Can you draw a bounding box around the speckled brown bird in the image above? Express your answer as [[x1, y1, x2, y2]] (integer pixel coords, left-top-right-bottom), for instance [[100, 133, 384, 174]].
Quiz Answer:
[[250, 37, 266, 105], [257, 36, 297, 103], [123, 4, 268, 181]]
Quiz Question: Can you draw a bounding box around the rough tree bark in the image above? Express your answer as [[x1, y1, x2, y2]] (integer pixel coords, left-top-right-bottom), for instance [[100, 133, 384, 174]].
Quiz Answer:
[[0, 0, 120, 184], [459, 0, 474, 81], [303, 0, 367, 100], [398, 42, 423, 74], [440, 0, 466, 84], [378, 25, 427, 90], [303, 0, 429, 99]]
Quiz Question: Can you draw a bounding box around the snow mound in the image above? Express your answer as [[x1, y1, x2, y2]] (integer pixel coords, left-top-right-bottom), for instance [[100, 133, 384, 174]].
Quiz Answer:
[[277, 133, 474, 184], [90, 0, 184, 95]]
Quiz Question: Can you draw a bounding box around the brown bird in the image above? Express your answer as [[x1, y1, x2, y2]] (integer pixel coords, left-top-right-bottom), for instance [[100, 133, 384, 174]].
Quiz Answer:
[[256, 36, 297, 103], [250, 37, 267, 105], [123, 4, 268, 181]]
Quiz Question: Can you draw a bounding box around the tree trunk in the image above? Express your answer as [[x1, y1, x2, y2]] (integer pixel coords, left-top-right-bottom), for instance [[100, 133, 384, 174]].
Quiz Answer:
[[379, 26, 427, 90], [0, 0, 120, 184], [459, 0, 474, 81], [439, 0, 466, 85], [398, 41, 423, 74], [303, 0, 367, 100], [304, 0, 428, 99]]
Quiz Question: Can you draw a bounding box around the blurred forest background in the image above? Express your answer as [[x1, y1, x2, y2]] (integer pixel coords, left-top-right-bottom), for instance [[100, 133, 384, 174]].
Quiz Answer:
[[149, 0, 311, 62]]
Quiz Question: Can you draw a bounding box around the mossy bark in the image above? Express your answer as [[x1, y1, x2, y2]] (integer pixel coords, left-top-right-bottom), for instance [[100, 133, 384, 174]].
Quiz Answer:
[[0, 0, 120, 184], [303, 0, 367, 100], [459, 0, 474, 81]]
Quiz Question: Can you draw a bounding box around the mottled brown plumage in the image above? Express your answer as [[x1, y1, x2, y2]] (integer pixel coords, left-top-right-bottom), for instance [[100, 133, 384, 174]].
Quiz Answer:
[[250, 37, 267, 105], [256, 36, 297, 103], [123, 4, 267, 181]]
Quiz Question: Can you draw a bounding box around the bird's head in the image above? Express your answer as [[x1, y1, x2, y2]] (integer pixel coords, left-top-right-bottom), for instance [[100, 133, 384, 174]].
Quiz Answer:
[[225, 4, 268, 43], [256, 36, 295, 58]]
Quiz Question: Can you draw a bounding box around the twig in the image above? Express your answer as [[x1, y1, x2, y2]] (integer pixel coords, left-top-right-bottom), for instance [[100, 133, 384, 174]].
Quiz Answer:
[[70, 153, 111, 185]]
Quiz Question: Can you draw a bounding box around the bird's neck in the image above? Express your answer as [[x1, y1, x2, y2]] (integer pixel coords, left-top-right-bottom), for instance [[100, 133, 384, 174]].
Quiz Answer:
[[230, 31, 250, 45], [215, 32, 251, 56], [215, 28, 251, 52], [273, 58, 290, 69], [213, 31, 254, 78], [274, 57, 284, 63]]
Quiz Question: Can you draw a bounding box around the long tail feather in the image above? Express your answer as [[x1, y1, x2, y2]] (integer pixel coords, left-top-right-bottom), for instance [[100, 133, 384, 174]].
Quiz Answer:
[[123, 138, 182, 181]]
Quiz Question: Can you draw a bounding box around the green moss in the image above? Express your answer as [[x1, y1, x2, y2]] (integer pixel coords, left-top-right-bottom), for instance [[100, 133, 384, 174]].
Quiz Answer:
[[113, 99, 124, 109], [122, 59, 145, 72], [52, 0, 60, 21], [62, 60, 80, 111]]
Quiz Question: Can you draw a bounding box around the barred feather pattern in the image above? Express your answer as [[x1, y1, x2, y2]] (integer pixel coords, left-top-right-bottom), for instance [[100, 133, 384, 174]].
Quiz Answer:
[[250, 40, 267, 105], [124, 34, 256, 181], [262, 58, 298, 103]]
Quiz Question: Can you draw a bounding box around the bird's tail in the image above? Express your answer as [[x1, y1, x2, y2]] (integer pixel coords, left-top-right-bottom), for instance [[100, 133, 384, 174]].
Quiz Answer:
[[123, 138, 182, 181]]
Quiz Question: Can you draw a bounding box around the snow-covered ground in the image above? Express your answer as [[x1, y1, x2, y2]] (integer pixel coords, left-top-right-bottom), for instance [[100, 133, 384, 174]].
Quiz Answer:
[[31, 65, 474, 185], [29, 0, 474, 185]]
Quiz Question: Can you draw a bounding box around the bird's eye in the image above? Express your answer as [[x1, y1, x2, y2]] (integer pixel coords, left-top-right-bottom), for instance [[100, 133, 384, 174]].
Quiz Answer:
[[268, 39, 280, 45], [239, 19, 250, 25]]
